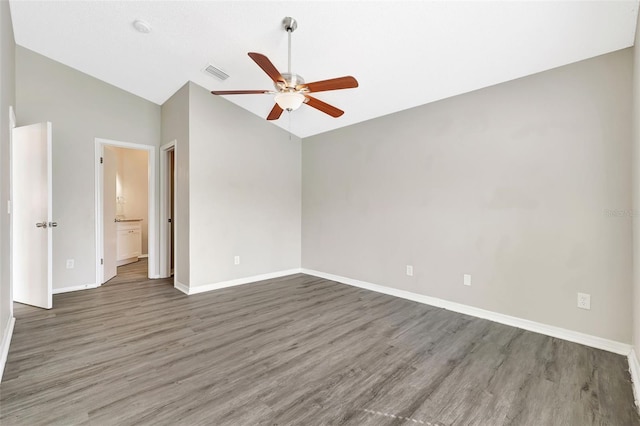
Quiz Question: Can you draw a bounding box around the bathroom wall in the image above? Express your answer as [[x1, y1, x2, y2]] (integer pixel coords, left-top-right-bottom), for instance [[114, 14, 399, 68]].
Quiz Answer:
[[114, 147, 149, 255]]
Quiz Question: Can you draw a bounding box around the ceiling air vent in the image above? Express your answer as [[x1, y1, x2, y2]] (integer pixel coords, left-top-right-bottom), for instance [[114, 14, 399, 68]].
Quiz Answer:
[[203, 64, 229, 81]]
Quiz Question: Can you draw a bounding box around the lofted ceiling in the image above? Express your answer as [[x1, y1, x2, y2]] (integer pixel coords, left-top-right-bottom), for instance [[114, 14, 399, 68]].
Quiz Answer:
[[9, 1, 640, 138]]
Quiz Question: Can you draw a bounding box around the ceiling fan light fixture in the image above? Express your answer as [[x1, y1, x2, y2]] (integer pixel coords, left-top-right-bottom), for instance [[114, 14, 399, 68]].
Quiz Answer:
[[275, 92, 305, 111]]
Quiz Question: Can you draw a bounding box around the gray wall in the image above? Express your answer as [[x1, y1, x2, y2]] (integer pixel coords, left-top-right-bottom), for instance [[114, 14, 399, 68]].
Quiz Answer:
[[303, 49, 633, 343], [633, 13, 640, 358], [161, 83, 190, 285], [15, 47, 161, 290], [0, 0, 15, 348], [188, 82, 301, 288]]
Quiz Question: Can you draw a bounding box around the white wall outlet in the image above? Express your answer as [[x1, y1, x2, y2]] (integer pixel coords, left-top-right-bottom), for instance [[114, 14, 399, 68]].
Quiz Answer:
[[234, 255, 240, 265], [577, 292, 591, 310], [66, 259, 74, 269], [464, 274, 471, 286], [406, 265, 413, 276]]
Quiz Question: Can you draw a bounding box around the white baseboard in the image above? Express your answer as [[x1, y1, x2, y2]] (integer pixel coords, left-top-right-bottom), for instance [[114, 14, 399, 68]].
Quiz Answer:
[[301, 269, 632, 356], [174, 281, 189, 295], [0, 316, 16, 383], [629, 349, 640, 412], [138, 254, 149, 259], [186, 269, 303, 295], [53, 283, 99, 294], [117, 257, 138, 267]]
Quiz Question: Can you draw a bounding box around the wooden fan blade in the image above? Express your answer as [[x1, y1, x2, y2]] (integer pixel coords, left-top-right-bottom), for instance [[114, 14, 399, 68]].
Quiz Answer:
[[298, 76, 358, 93], [248, 52, 285, 84], [304, 96, 344, 118], [266, 103, 284, 121], [211, 90, 272, 95]]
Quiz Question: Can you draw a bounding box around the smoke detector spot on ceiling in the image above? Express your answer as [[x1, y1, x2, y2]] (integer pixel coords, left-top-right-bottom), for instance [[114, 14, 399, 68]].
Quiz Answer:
[[132, 19, 152, 34], [203, 64, 230, 81]]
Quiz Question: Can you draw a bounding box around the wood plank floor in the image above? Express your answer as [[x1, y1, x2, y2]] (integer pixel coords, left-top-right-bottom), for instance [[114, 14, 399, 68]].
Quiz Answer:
[[1, 260, 638, 425]]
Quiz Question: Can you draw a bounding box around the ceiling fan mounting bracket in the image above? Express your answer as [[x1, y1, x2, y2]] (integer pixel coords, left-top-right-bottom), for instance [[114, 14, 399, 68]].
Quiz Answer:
[[282, 17, 298, 33]]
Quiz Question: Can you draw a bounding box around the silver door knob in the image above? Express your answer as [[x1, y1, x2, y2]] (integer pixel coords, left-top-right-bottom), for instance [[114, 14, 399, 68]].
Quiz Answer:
[[49, 222, 57, 228], [36, 222, 47, 228]]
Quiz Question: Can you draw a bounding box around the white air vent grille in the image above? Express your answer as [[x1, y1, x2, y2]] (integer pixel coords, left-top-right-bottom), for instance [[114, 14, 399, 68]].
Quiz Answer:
[[203, 64, 229, 81]]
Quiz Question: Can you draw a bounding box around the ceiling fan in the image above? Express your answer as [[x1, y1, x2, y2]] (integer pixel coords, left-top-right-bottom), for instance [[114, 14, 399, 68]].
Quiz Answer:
[[211, 17, 358, 121]]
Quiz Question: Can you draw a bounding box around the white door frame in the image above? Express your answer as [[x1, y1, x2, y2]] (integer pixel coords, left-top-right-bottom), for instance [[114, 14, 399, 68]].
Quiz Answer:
[[95, 138, 156, 285], [8, 106, 15, 317], [159, 141, 176, 282]]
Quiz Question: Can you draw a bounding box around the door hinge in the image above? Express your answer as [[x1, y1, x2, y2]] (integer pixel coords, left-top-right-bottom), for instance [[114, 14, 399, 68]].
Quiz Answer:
[[100, 157, 103, 164], [100, 258, 104, 265], [168, 218, 172, 223]]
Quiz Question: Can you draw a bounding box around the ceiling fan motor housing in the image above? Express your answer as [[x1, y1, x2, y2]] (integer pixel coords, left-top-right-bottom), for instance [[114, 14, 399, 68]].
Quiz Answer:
[[278, 73, 305, 91]]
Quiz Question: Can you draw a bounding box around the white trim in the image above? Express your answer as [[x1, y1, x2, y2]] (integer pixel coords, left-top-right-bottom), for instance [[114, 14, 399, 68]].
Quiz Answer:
[[174, 281, 189, 295], [0, 317, 16, 383], [53, 283, 99, 294], [117, 258, 139, 267], [301, 269, 632, 356], [629, 349, 640, 412], [95, 138, 157, 285], [184, 269, 302, 295], [8, 106, 15, 318], [159, 141, 176, 283], [138, 254, 149, 259], [94, 141, 102, 286]]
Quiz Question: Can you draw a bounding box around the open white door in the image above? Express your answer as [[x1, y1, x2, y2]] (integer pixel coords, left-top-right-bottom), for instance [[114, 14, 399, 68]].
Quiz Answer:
[[102, 146, 117, 283], [12, 122, 53, 309]]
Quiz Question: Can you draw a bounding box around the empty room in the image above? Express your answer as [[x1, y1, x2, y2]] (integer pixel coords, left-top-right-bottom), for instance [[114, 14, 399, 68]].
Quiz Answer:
[[2, 0, 640, 424]]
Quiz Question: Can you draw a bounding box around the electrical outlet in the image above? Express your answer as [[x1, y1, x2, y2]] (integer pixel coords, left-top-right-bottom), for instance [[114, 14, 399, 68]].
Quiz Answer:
[[234, 256, 240, 265], [66, 259, 74, 269], [406, 265, 413, 276], [464, 274, 471, 286], [577, 292, 591, 310]]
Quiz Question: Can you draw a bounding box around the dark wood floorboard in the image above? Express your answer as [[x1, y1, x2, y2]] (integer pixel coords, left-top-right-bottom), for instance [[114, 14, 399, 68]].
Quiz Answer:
[[1, 259, 638, 425]]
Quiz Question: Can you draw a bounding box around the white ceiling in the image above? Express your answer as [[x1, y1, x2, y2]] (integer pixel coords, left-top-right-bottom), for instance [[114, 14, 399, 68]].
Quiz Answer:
[[9, 1, 640, 138]]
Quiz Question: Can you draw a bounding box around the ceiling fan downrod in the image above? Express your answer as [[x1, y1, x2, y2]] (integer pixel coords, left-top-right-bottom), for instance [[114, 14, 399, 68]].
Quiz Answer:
[[280, 16, 305, 92], [282, 17, 297, 76]]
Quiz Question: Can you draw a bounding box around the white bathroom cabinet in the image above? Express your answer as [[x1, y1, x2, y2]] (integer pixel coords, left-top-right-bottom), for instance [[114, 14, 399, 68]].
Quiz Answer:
[[116, 221, 142, 266]]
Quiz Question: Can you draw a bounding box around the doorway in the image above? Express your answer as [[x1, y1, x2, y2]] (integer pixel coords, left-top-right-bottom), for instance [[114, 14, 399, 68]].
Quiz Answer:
[[160, 141, 176, 282], [95, 138, 156, 285]]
